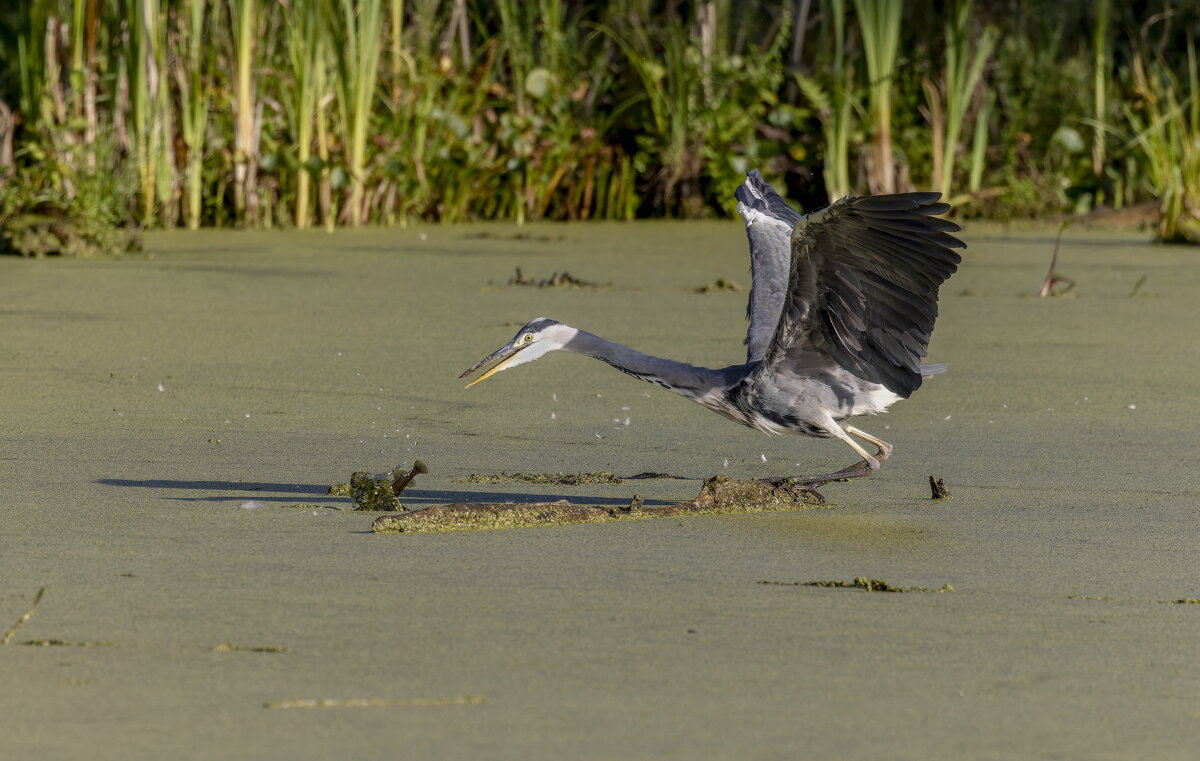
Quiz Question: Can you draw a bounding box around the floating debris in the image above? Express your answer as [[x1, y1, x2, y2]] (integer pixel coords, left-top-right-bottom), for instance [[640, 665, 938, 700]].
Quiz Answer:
[[456, 471, 624, 485], [392, 460, 428, 494], [1129, 274, 1149, 298], [1039, 220, 1077, 298], [374, 475, 824, 534], [264, 695, 486, 710], [463, 230, 563, 242], [212, 643, 289, 653], [2, 587, 46, 645], [624, 472, 689, 480], [507, 267, 605, 289], [350, 471, 402, 511], [328, 460, 429, 511], [759, 577, 954, 593], [929, 475, 951, 500], [21, 639, 119, 647], [694, 277, 744, 293]]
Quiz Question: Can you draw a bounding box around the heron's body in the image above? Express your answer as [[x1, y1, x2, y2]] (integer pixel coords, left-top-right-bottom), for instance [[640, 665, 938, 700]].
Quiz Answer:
[[462, 171, 964, 492]]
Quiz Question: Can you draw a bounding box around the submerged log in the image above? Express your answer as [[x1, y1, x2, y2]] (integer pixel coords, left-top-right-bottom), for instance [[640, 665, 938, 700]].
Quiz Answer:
[[372, 475, 824, 534]]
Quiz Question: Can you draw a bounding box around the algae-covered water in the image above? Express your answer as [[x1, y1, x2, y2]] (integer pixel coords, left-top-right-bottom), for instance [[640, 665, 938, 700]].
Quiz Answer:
[[1, 222, 1198, 760]]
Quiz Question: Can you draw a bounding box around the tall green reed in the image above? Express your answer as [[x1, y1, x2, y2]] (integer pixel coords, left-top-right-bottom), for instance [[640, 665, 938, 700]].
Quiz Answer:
[[794, 0, 854, 199], [228, 0, 259, 225], [175, 0, 212, 230], [853, 0, 900, 193], [1125, 30, 1200, 242], [329, 0, 384, 227], [1091, 0, 1110, 178], [925, 0, 996, 199], [284, 0, 328, 230]]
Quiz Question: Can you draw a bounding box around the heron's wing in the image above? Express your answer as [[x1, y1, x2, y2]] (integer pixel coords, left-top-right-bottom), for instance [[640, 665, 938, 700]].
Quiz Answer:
[[761, 193, 965, 398], [735, 170, 803, 363]]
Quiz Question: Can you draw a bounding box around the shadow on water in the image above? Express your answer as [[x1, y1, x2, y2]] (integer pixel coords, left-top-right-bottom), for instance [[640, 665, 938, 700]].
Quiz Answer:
[[98, 478, 328, 493], [95, 479, 675, 507]]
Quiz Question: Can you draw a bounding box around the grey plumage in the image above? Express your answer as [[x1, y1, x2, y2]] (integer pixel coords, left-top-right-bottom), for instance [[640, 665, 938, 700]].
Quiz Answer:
[[461, 170, 965, 493], [734, 170, 797, 363]]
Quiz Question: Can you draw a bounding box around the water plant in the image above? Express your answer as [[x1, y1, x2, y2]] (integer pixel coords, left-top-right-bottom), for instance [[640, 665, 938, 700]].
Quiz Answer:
[[0, 0, 1196, 239], [923, 0, 996, 200], [853, 0, 901, 194], [1124, 20, 1200, 242]]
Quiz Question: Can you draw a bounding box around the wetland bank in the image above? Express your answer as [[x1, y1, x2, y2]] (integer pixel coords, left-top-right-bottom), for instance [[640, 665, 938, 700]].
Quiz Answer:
[[1, 223, 1198, 760]]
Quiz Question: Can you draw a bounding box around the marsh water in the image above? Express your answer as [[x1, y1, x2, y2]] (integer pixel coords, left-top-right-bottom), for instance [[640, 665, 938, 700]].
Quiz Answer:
[[1, 223, 1197, 759]]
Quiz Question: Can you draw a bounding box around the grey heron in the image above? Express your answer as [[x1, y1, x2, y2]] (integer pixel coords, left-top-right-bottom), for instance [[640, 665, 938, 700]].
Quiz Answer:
[[461, 170, 964, 494]]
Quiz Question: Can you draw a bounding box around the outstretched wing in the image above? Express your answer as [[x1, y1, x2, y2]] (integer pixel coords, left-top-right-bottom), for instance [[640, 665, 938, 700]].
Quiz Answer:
[[760, 193, 965, 398], [734, 170, 803, 363]]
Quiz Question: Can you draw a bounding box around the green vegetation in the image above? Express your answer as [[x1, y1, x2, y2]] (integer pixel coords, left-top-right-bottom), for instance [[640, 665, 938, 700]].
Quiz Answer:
[[373, 474, 822, 534], [758, 577, 955, 593], [457, 471, 625, 485], [1, 1, 1198, 246]]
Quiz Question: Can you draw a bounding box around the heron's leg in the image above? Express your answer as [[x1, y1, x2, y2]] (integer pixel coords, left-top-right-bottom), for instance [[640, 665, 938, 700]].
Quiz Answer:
[[844, 425, 893, 462], [790, 424, 883, 487]]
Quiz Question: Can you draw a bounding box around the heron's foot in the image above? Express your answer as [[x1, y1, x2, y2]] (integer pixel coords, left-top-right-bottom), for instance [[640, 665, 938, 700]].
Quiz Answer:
[[842, 445, 892, 472]]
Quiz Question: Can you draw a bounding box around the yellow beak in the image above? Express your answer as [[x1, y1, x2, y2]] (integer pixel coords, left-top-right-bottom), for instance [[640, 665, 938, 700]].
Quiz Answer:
[[459, 343, 523, 388]]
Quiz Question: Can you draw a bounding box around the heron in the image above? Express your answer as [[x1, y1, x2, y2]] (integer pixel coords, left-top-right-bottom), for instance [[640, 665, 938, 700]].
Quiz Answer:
[[460, 170, 964, 496]]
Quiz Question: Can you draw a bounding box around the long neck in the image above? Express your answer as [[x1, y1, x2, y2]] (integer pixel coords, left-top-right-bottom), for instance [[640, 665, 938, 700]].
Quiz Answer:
[[563, 329, 731, 398]]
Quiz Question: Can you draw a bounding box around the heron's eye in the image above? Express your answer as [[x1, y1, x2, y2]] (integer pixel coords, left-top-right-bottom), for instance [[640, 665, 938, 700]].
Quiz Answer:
[[523, 333, 534, 342]]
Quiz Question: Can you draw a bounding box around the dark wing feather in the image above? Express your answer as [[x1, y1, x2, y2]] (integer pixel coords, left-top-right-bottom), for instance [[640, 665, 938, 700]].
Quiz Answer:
[[734, 170, 803, 363], [760, 193, 965, 398]]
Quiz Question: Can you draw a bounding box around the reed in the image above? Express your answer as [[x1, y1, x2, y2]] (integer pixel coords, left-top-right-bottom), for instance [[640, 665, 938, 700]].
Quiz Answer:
[[795, 0, 853, 199], [1091, 0, 1110, 178], [129, 0, 168, 222], [1124, 29, 1200, 242], [284, 0, 328, 230], [1, 0, 1197, 237], [928, 0, 996, 199], [228, 0, 259, 225], [853, 0, 900, 193], [329, 0, 384, 227], [174, 0, 211, 229]]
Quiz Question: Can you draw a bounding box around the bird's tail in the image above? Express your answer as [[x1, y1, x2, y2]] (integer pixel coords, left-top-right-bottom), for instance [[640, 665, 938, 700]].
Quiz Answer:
[[920, 364, 947, 376]]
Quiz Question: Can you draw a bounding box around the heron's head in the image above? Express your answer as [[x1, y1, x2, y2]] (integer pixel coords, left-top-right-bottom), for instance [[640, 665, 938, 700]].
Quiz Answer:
[[460, 318, 576, 388]]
